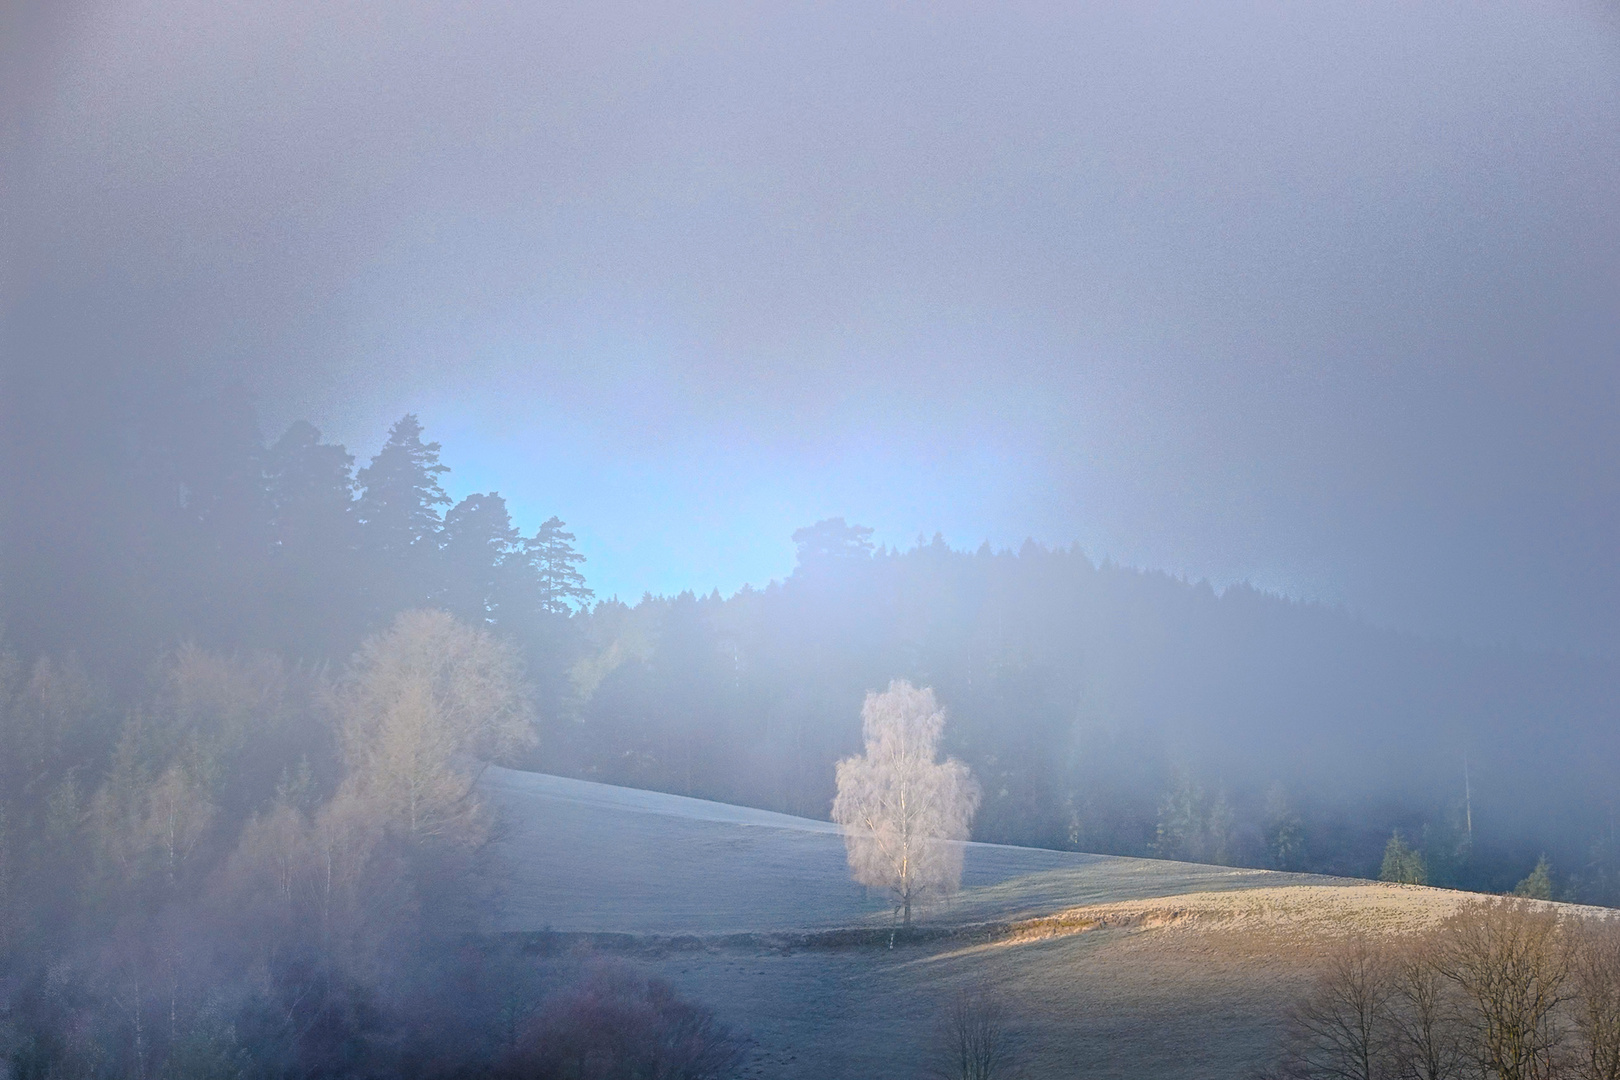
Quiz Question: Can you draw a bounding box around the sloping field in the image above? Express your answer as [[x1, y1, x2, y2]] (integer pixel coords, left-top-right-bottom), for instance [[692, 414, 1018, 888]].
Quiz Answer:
[[479, 767, 1514, 1078], [484, 766, 1335, 935]]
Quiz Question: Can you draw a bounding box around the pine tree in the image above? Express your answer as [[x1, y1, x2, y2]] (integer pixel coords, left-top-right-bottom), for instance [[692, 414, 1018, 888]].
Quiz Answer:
[[1380, 830, 1427, 885], [439, 493, 522, 625], [355, 415, 451, 558], [1513, 855, 1554, 900], [521, 517, 593, 615], [265, 421, 362, 655], [791, 518, 875, 570], [1152, 768, 1205, 862], [265, 421, 355, 553], [355, 415, 452, 614], [1265, 784, 1306, 871]]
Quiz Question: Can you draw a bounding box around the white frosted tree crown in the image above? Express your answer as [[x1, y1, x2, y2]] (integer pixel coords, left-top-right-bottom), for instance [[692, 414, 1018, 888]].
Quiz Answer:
[[831, 679, 980, 926]]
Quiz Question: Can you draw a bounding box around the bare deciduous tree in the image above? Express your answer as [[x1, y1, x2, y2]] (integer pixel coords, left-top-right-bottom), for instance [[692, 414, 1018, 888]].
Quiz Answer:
[[1388, 941, 1468, 1080], [140, 763, 214, 886], [831, 680, 980, 927], [934, 982, 1015, 1080], [1433, 899, 1571, 1080], [88, 726, 215, 894], [1570, 916, 1620, 1080], [1273, 936, 1397, 1080]]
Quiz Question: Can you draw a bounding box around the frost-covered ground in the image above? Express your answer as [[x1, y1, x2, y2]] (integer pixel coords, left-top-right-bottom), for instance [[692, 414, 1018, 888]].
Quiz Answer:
[[483, 766, 1331, 935], [479, 767, 1519, 1078]]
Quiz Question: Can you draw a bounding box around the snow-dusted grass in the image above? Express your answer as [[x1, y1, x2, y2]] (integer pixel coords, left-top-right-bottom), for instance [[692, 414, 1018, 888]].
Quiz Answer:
[[484, 766, 1332, 935], [481, 768, 1586, 1079]]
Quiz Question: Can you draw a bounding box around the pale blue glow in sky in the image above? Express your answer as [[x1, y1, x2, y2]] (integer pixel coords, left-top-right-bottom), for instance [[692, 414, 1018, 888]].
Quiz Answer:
[[16, 0, 1620, 649], [411, 407, 1078, 603]]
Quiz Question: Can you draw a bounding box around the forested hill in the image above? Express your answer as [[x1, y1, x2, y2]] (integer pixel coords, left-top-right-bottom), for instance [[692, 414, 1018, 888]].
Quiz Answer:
[[545, 524, 1620, 897], [2, 389, 1617, 900]]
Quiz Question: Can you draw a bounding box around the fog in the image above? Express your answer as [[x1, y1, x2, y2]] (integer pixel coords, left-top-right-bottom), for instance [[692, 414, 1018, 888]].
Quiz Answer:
[[7, 0, 1620, 647], [3, 4, 1620, 1076]]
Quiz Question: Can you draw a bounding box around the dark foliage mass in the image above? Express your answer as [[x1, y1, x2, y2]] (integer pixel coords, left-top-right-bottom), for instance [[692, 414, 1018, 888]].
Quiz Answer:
[[548, 527, 1620, 901], [494, 961, 746, 1080], [0, 382, 591, 677]]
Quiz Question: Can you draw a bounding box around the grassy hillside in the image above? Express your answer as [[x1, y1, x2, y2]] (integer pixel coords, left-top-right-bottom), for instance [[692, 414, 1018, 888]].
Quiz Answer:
[[486, 766, 1330, 935], [485, 766, 1540, 1079]]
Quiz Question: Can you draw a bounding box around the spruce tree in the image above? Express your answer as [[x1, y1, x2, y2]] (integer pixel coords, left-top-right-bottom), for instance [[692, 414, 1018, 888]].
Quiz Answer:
[[1513, 855, 1554, 900], [355, 415, 451, 558], [1380, 830, 1427, 885], [264, 421, 362, 655], [265, 420, 355, 552], [355, 415, 452, 615], [439, 493, 521, 625]]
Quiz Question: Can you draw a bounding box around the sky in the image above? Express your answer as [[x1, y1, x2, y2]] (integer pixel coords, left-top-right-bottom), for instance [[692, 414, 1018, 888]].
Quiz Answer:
[[5, 1, 1620, 649]]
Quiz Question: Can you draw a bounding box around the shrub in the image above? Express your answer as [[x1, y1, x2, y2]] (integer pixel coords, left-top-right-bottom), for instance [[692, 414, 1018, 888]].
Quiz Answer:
[[498, 961, 745, 1080]]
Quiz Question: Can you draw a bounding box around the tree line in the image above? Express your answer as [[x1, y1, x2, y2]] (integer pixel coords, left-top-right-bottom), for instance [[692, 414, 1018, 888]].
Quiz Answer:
[[0, 385, 753, 1077], [1, 385, 590, 677], [544, 521, 1620, 902], [6, 389, 1620, 905]]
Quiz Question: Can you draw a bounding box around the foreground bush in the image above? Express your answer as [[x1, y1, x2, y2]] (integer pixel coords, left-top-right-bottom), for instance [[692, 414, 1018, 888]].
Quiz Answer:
[[496, 962, 745, 1080]]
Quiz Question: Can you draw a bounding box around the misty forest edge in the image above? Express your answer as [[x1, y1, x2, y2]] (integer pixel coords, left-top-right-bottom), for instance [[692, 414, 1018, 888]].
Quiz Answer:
[[3, 393, 1613, 902]]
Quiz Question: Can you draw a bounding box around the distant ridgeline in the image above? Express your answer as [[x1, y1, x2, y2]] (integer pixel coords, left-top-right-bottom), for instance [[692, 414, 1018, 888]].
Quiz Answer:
[[3, 387, 1619, 903]]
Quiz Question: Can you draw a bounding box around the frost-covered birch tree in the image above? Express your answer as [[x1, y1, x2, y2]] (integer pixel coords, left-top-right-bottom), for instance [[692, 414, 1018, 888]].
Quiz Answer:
[[832, 680, 980, 927]]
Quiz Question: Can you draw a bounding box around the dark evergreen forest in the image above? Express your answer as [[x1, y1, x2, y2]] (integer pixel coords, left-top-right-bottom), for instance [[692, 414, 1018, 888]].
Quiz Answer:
[[554, 527, 1620, 898]]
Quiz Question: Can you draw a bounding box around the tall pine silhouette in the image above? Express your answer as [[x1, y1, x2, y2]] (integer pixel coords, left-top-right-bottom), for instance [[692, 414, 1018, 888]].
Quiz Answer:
[[440, 492, 522, 626], [356, 415, 451, 555], [524, 516, 593, 614], [355, 415, 451, 612], [265, 420, 363, 655]]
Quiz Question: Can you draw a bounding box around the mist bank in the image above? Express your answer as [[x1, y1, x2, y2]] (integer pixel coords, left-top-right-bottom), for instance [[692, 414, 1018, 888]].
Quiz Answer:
[[1, 392, 1615, 897], [544, 526, 1620, 895]]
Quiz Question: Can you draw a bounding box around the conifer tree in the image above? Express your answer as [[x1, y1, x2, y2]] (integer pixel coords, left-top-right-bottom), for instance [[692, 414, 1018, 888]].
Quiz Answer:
[[265, 421, 355, 553], [791, 517, 875, 570], [439, 493, 522, 625], [355, 415, 451, 558], [1380, 830, 1428, 885], [1152, 768, 1205, 862], [264, 421, 363, 652], [1513, 855, 1554, 900], [522, 516, 593, 615], [355, 415, 451, 614]]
